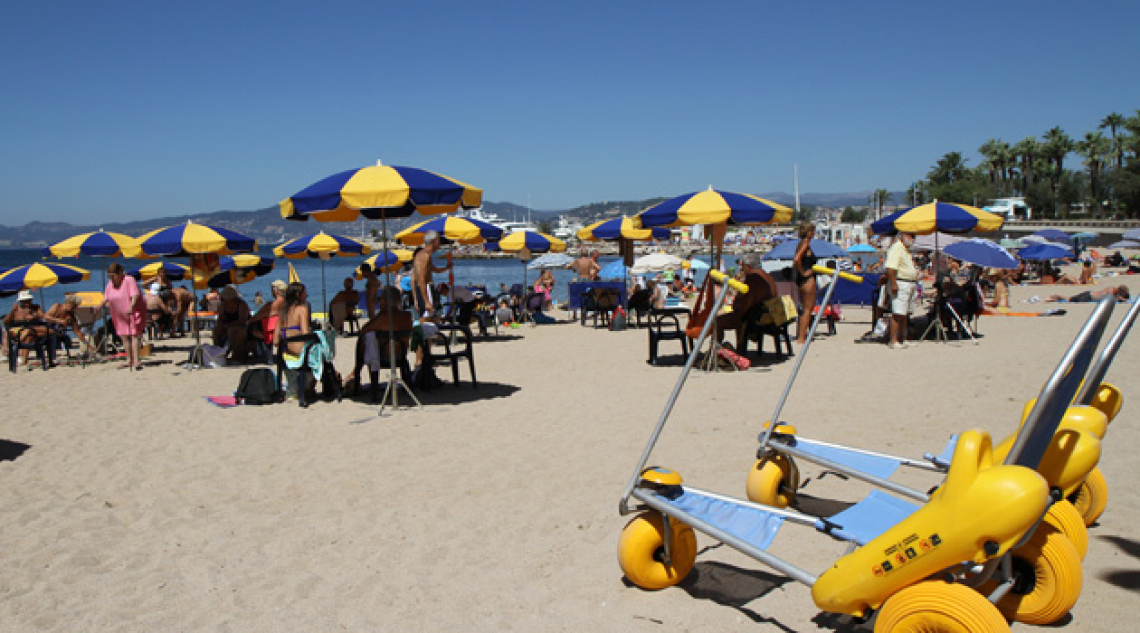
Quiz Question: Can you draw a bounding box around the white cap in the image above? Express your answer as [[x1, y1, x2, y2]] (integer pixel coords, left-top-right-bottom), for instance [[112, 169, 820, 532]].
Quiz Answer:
[[17, 290, 33, 302]]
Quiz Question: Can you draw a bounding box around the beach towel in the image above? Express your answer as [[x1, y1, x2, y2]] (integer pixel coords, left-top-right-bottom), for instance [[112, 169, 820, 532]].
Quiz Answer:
[[206, 396, 240, 408]]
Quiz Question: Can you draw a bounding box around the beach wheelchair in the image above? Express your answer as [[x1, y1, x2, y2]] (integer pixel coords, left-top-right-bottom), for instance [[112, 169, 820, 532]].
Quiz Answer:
[[747, 294, 1135, 553], [617, 269, 1115, 631]]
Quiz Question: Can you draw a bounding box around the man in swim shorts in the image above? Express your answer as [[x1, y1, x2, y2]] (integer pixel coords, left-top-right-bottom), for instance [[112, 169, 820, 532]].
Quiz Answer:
[[412, 230, 452, 319]]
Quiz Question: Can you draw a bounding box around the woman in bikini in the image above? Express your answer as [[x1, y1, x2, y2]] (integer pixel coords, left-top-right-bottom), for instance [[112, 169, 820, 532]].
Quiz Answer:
[[792, 222, 818, 344]]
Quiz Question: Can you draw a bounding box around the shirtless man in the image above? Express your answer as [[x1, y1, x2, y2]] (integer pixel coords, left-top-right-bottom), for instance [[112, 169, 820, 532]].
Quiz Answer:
[[45, 295, 88, 351], [411, 230, 452, 319], [569, 248, 600, 281], [714, 253, 777, 350], [328, 277, 361, 332]]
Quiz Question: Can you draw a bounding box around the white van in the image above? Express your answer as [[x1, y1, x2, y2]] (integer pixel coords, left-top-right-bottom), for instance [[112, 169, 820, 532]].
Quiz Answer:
[[983, 197, 1031, 220]]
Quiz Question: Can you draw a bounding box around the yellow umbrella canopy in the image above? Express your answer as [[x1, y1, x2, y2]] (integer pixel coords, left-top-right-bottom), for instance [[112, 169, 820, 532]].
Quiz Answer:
[[635, 188, 793, 229], [396, 216, 504, 246], [496, 231, 567, 253], [870, 201, 1003, 236]]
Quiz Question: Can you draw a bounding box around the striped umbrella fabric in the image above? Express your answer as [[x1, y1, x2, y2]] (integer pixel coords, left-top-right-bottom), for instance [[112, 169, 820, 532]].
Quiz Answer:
[[200, 255, 276, 289], [129, 261, 192, 281], [1123, 229, 1140, 241], [280, 162, 483, 222], [577, 217, 670, 241], [0, 262, 90, 292], [395, 216, 503, 245], [870, 202, 1004, 236], [494, 231, 566, 253], [354, 251, 404, 278], [43, 230, 137, 258], [126, 222, 257, 257], [274, 232, 371, 259], [635, 189, 793, 228]]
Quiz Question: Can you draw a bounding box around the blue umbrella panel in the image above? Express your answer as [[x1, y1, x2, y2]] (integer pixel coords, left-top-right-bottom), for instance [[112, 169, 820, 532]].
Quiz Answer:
[[764, 238, 847, 260], [942, 239, 1018, 269]]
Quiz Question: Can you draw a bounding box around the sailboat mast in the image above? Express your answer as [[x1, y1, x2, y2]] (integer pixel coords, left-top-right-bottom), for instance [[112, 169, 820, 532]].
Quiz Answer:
[[794, 164, 801, 215]]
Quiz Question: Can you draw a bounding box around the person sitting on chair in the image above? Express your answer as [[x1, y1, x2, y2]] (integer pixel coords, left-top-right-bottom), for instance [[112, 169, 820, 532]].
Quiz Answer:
[[144, 282, 173, 338], [5, 290, 50, 368], [714, 253, 776, 350], [346, 286, 415, 394], [46, 294, 88, 355], [212, 285, 250, 364], [985, 270, 1011, 309], [328, 277, 361, 333]]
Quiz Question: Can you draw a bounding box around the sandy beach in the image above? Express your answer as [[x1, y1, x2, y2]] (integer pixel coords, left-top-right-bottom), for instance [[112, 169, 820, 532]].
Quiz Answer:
[[1, 269, 1138, 632]]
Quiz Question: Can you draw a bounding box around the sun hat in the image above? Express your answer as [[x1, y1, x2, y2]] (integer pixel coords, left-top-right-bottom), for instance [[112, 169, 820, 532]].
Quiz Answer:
[[17, 290, 33, 302]]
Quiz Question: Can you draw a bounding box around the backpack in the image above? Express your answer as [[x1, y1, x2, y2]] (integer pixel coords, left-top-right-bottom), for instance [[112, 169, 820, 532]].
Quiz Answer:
[[235, 368, 281, 405], [610, 306, 627, 331]]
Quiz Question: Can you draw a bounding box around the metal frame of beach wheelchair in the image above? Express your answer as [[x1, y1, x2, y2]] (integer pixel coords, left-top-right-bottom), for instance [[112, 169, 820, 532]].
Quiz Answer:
[[745, 295, 1137, 559], [617, 268, 1116, 631]]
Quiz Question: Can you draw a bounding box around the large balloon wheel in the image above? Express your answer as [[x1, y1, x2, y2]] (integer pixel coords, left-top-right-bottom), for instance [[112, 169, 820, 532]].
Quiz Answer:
[[617, 511, 697, 590]]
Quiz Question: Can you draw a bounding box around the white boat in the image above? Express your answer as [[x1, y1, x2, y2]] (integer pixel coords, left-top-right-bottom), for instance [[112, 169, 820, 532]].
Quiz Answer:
[[552, 215, 583, 240]]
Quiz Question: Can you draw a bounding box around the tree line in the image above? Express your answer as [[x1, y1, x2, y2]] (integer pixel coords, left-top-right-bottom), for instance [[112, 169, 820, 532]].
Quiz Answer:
[[900, 110, 1140, 219]]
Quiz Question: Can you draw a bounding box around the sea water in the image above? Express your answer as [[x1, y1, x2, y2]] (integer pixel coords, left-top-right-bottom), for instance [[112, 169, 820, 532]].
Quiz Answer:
[[0, 249, 730, 313]]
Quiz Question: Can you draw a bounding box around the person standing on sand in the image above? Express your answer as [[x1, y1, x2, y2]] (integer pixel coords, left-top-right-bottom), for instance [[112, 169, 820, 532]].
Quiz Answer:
[[412, 230, 451, 319], [569, 249, 599, 281], [883, 232, 918, 349], [103, 262, 146, 370]]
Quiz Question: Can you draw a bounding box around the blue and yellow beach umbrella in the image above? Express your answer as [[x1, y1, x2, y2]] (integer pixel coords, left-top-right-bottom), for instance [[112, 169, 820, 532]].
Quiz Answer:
[[395, 216, 504, 246], [870, 202, 1003, 236], [495, 231, 567, 254], [578, 217, 670, 241], [198, 255, 276, 289], [274, 232, 371, 259], [0, 262, 90, 293], [280, 162, 483, 222], [126, 221, 257, 257], [354, 251, 406, 278], [129, 261, 192, 282], [635, 188, 794, 229], [43, 230, 138, 259]]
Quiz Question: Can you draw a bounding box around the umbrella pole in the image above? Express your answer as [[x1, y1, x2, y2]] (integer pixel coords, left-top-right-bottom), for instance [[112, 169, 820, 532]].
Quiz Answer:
[[378, 215, 422, 415], [321, 258, 328, 320], [920, 233, 951, 343]]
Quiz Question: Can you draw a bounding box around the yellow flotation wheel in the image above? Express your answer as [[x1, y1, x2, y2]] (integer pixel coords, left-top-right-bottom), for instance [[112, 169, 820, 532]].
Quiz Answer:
[[1067, 466, 1108, 526], [874, 580, 1009, 632], [1090, 382, 1122, 424], [617, 511, 697, 590], [1044, 499, 1089, 560], [746, 454, 799, 508], [989, 524, 1083, 625]]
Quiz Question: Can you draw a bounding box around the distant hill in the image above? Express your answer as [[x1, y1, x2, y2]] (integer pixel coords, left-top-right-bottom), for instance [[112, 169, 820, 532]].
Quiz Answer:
[[6, 191, 905, 249]]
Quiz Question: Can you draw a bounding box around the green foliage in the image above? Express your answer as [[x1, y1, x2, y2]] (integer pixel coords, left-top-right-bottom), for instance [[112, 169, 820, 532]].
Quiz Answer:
[[840, 206, 866, 223]]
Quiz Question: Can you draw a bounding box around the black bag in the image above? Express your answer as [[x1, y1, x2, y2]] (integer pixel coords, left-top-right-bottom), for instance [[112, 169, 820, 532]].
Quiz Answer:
[[609, 307, 627, 331], [235, 368, 281, 405]]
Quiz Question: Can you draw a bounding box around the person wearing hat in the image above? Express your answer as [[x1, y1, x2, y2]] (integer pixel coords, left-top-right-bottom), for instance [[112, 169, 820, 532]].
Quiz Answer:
[[104, 262, 146, 370], [4, 290, 51, 368], [211, 285, 251, 364]]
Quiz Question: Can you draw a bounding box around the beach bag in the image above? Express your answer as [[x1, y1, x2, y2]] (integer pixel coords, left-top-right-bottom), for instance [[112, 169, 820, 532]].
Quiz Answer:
[[235, 368, 281, 405], [610, 306, 627, 331], [199, 343, 228, 368]]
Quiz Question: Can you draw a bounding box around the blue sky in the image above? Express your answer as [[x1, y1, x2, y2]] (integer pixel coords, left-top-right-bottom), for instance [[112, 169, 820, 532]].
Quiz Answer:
[[2, 0, 1138, 225]]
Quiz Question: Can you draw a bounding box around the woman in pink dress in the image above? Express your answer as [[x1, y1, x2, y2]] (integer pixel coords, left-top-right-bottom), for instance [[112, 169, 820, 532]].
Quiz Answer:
[[103, 262, 146, 370]]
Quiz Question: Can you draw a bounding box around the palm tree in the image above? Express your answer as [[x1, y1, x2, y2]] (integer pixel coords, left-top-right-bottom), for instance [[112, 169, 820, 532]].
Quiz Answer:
[[932, 152, 967, 184], [1100, 112, 1125, 169], [978, 139, 1003, 189], [1013, 137, 1039, 193], [1043, 127, 1074, 216], [1079, 131, 1111, 216]]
